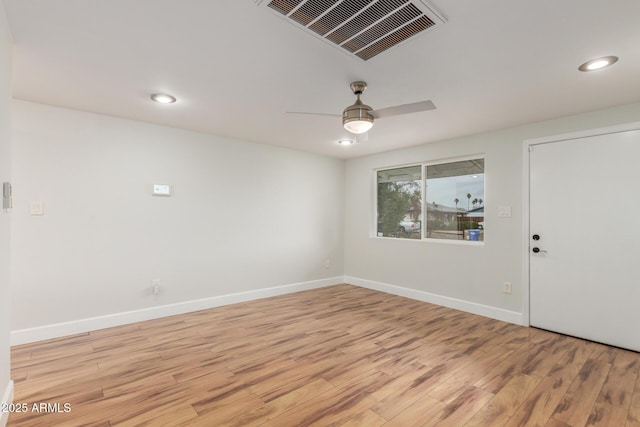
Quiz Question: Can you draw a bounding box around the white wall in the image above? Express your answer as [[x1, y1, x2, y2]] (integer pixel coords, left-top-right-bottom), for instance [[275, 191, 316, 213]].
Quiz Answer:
[[10, 101, 344, 334], [0, 2, 12, 423], [9, 90, 640, 344], [344, 102, 640, 322]]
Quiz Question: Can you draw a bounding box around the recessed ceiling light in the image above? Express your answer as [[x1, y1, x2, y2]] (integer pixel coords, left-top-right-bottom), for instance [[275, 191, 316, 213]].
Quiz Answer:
[[150, 93, 177, 104], [578, 56, 618, 72], [338, 139, 355, 146]]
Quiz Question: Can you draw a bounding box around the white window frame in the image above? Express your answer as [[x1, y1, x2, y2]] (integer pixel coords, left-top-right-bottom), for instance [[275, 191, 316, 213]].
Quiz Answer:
[[372, 154, 485, 245], [371, 162, 422, 240]]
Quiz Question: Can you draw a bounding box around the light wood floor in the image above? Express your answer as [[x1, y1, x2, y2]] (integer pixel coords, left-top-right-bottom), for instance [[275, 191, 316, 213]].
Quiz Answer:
[[8, 284, 640, 426]]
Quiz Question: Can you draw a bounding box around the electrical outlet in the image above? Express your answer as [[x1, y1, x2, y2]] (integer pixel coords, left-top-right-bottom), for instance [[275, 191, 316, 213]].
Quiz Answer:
[[324, 259, 331, 269], [503, 282, 512, 294], [152, 279, 160, 295]]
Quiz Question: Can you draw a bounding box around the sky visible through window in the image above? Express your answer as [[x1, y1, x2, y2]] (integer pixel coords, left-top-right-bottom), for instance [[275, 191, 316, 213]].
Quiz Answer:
[[426, 173, 484, 210]]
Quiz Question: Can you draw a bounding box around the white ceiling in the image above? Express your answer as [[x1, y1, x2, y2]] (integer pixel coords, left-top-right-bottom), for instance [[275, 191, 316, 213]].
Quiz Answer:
[[3, 0, 640, 159]]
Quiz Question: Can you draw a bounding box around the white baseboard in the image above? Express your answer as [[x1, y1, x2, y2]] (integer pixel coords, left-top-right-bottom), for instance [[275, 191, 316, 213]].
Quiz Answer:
[[10, 276, 524, 345], [1, 380, 14, 427], [345, 276, 525, 325], [11, 277, 345, 346]]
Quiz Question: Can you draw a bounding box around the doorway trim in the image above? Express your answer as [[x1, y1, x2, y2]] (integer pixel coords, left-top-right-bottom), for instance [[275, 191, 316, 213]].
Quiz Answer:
[[521, 121, 640, 327]]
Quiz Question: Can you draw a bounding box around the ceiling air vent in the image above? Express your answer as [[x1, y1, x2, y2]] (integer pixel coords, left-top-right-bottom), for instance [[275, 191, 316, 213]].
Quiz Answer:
[[258, 0, 446, 61]]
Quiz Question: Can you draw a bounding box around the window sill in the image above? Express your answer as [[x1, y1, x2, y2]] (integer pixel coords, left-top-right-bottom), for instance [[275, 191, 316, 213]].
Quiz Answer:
[[371, 236, 485, 246]]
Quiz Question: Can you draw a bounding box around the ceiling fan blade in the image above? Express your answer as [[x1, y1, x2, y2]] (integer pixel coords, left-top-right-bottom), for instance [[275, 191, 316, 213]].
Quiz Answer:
[[286, 111, 341, 118], [371, 100, 436, 119]]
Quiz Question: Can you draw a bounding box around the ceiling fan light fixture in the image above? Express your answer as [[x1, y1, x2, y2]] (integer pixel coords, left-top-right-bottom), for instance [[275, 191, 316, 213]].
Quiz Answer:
[[343, 118, 373, 134], [343, 81, 374, 134], [343, 103, 374, 134]]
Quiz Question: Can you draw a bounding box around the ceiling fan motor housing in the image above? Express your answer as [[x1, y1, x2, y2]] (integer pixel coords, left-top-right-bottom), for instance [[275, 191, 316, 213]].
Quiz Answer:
[[343, 101, 374, 134], [343, 81, 374, 134]]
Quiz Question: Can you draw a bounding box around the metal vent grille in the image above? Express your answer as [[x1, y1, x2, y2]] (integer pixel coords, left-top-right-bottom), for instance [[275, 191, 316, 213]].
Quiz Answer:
[[264, 0, 445, 61]]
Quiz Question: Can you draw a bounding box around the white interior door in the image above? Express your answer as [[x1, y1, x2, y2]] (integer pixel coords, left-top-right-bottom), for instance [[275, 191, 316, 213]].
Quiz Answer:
[[529, 128, 640, 352]]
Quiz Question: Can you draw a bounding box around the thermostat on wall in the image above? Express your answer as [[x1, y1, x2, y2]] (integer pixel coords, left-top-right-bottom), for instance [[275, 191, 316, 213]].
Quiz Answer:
[[152, 184, 171, 197]]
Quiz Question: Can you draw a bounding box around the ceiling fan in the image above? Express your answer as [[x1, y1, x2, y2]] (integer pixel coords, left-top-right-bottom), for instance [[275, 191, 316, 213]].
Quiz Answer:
[[288, 81, 436, 141]]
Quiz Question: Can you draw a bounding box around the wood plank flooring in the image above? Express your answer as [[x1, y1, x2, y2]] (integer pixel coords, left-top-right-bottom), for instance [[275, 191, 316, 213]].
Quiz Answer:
[[8, 284, 640, 426]]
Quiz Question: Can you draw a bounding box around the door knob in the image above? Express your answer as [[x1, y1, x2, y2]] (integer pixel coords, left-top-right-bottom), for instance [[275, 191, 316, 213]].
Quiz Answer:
[[532, 234, 540, 241], [532, 247, 547, 253]]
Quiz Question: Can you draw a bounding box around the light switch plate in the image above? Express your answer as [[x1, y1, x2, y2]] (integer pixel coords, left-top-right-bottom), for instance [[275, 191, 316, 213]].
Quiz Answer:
[[498, 206, 512, 217], [152, 184, 171, 197]]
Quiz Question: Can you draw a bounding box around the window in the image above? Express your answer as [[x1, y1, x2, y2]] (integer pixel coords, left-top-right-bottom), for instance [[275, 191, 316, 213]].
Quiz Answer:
[[425, 158, 484, 241], [376, 158, 485, 242], [376, 165, 422, 239]]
